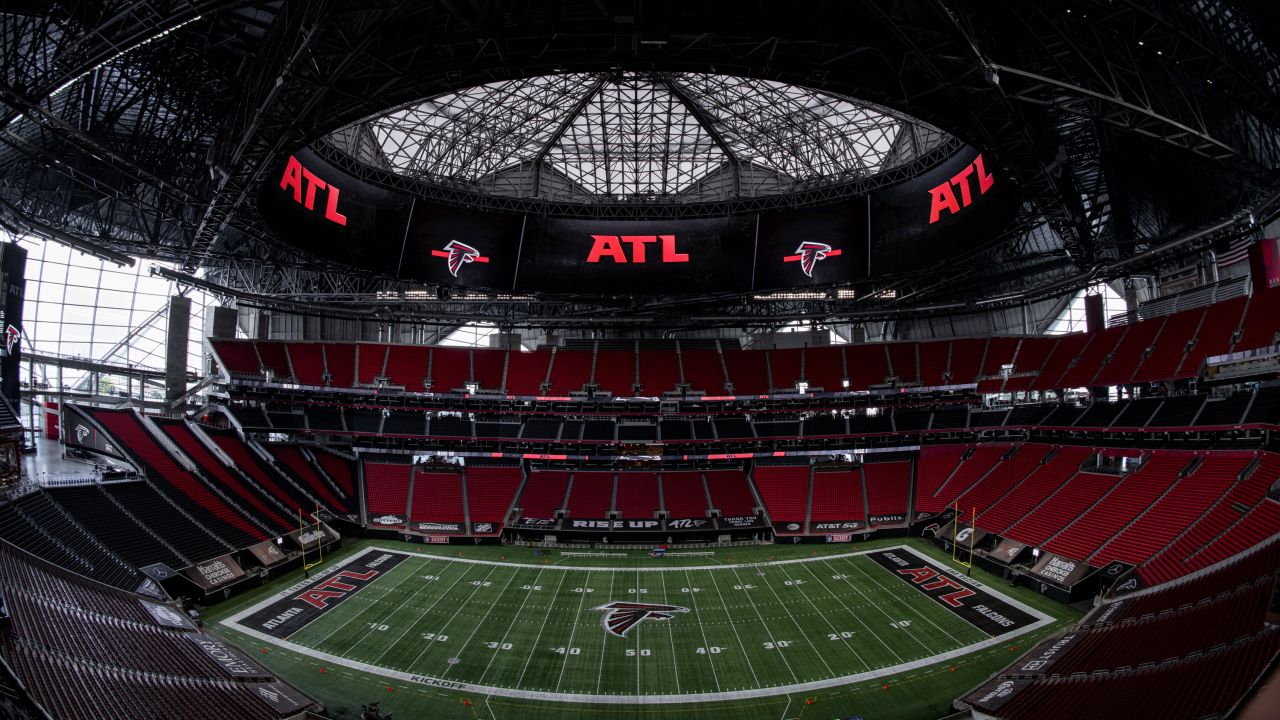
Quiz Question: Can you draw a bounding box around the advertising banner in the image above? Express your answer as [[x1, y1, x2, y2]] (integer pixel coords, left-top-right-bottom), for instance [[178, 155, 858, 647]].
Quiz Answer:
[[138, 599, 197, 630], [368, 514, 404, 527], [664, 517, 715, 531], [63, 404, 127, 460], [773, 520, 805, 535], [513, 517, 557, 530], [869, 513, 907, 525], [249, 682, 314, 716], [1027, 552, 1092, 588], [717, 515, 767, 530], [412, 521, 464, 534], [564, 518, 664, 532], [187, 633, 271, 678], [991, 538, 1028, 565], [182, 554, 246, 590], [248, 540, 289, 567], [811, 520, 865, 532]]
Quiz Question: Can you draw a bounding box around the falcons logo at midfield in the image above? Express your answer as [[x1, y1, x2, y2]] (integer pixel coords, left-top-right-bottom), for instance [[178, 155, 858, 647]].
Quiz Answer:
[[430, 240, 489, 278], [594, 601, 689, 638]]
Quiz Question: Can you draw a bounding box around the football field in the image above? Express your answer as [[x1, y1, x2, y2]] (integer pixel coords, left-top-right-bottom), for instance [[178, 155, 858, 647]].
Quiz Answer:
[[221, 541, 1056, 714]]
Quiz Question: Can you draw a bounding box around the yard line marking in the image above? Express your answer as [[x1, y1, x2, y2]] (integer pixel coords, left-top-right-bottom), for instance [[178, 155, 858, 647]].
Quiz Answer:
[[308, 555, 428, 649], [703, 566, 764, 688], [358, 562, 477, 665], [348, 546, 893, 572], [785, 562, 871, 672], [634, 568, 642, 695], [476, 566, 545, 681], [793, 558, 906, 666], [839, 555, 971, 650], [438, 563, 521, 678], [553, 569, 593, 692], [679, 568, 722, 691], [478, 565, 546, 685], [515, 568, 570, 689], [657, 569, 681, 694], [818, 557, 932, 658], [752, 566, 836, 678], [594, 570, 617, 693], [727, 566, 801, 685], [380, 564, 499, 669], [340, 559, 472, 660]]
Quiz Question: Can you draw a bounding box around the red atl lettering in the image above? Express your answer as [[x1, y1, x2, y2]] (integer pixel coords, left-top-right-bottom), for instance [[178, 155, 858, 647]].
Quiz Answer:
[[920, 575, 964, 591], [313, 569, 378, 592], [297, 590, 344, 609], [278, 155, 348, 226], [294, 569, 378, 608], [939, 586, 977, 607], [898, 567, 977, 607], [586, 234, 689, 263], [927, 153, 995, 224], [898, 567, 939, 584]]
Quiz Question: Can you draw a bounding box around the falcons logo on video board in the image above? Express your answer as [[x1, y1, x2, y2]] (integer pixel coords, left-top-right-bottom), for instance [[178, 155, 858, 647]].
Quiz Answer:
[[594, 601, 689, 638], [4, 325, 18, 354], [430, 240, 489, 278], [783, 241, 842, 277]]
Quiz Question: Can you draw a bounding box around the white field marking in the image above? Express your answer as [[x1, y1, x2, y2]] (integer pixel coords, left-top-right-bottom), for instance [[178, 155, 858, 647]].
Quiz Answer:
[[553, 569, 593, 692], [658, 569, 681, 694], [594, 570, 617, 693], [380, 564, 499, 669], [680, 568, 722, 692], [793, 559, 907, 663], [514, 568, 570, 689], [343, 560, 473, 662], [357, 561, 476, 665], [438, 563, 521, 678], [819, 556, 937, 658], [702, 565, 762, 689], [307, 556, 431, 648], [368, 546, 889, 572], [220, 544, 1056, 703], [751, 566, 836, 678], [477, 565, 546, 685], [634, 568, 642, 695], [781, 561, 870, 673], [726, 566, 801, 685], [837, 555, 972, 652]]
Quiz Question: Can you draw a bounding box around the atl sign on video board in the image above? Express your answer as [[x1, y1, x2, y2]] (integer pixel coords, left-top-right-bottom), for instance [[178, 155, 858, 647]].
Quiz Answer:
[[260, 145, 1013, 292]]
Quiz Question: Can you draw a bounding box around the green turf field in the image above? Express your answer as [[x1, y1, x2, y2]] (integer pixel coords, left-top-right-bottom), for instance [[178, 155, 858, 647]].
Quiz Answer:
[[208, 538, 1080, 720]]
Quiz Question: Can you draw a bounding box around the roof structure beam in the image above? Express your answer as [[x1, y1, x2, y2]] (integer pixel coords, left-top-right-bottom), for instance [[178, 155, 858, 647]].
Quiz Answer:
[[659, 75, 741, 198], [530, 75, 606, 197]]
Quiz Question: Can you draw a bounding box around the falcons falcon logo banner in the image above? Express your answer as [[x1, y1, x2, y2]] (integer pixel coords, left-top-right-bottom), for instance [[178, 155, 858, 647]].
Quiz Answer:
[[4, 325, 18, 355], [783, 241, 842, 277], [594, 601, 689, 638], [430, 240, 490, 278]]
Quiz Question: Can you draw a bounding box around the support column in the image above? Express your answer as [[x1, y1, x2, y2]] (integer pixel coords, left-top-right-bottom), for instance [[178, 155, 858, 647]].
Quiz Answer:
[[165, 296, 192, 404]]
